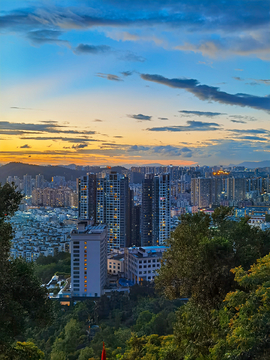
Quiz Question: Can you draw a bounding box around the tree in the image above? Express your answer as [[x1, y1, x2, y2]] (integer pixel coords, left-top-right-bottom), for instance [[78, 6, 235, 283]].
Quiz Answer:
[[0, 183, 52, 355], [155, 208, 270, 359], [211, 253, 270, 360], [156, 209, 270, 308]]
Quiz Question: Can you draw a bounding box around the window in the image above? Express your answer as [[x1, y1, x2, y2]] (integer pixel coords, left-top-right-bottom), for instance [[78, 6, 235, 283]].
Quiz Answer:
[[74, 275, 79, 279], [74, 267, 79, 270], [84, 289, 87, 292], [139, 265, 142, 268], [73, 258, 79, 262], [84, 267, 87, 270], [74, 288, 79, 291], [144, 265, 146, 268], [84, 254, 87, 258], [74, 280, 79, 283], [74, 241, 79, 244], [84, 246, 87, 249], [73, 250, 79, 253], [84, 280, 87, 283], [73, 245, 79, 249], [73, 271, 79, 274], [109, 265, 111, 268], [84, 271, 87, 275], [73, 262, 79, 266], [84, 284, 87, 288], [84, 242, 87, 244], [139, 271, 142, 274]]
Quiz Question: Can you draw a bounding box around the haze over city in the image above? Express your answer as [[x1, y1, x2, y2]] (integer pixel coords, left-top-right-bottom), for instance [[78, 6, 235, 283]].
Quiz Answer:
[[0, 0, 269, 166]]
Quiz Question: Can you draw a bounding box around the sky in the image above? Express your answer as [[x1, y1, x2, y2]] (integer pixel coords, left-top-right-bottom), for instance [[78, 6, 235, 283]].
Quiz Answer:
[[0, 0, 269, 167]]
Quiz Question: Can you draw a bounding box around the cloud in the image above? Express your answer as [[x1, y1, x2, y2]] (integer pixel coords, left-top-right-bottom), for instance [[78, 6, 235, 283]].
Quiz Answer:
[[141, 73, 270, 112], [120, 51, 145, 62], [235, 69, 243, 71], [121, 71, 133, 76], [114, 135, 123, 138], [27, 29, 70, 47], [73, 43, 111, 55], [228, 128, 269, 135], [179, 110, 226, 117], [96, 73, 123, 81], [238, 135, 268, 141], [20, 136, 100, 143], [146, 120, 221, 132], [10, 106, 34, 110], [0, 121, 97, 135], [20, 144, 31, 149], [228, 115, 257, 122], [230, 119, 247, 124], [128, 144, 193, 157], [233, 77, 270, 85], [93, 119, 103, 122], [128, 114, 152, 121], [158, 117, 168, 120], [174, 31, 270, 60], [72, 143, 88, 149]]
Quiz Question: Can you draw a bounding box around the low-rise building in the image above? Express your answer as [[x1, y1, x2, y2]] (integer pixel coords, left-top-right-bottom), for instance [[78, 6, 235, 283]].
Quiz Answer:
[[124, 246, 166, 284], [107, 253, 124, 275]]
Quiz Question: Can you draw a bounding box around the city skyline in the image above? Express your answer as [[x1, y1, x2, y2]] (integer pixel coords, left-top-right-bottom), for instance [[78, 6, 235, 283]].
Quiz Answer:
[[0, 0, 269, 166]]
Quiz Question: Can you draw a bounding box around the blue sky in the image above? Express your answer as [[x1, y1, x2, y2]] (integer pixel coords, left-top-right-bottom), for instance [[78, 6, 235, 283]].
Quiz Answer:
[[0, 0, 269, 166]]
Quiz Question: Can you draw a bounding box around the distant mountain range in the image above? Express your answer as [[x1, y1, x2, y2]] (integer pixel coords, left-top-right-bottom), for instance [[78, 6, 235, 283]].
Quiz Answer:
[[0, 162, 128, 184], [228, 160, 270, 168]]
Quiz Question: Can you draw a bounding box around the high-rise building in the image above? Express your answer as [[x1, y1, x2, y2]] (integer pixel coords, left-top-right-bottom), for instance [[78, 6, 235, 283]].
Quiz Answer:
[[70, 221, 107, 297], [35, 174, 44, 189], [78, 174, 96, 221], [227, 178, 246, 201], [23, 174, 32, 196], [141, 174, 154, 246], [141, 173, 171, 246], [78, 172, 130, 251], [102, 172, 129, 251], [131, 204, 141, 247], [156, 173, 171, 245], [191, 178, 212, 208]]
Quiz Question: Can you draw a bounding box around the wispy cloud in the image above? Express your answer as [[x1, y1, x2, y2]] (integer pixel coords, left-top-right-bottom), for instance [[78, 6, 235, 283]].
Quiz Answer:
[[141, 73, 270, 112], [146, 120, 221, 132], [179, 110, 226, 117], [96, 73, 123, 81], [73, 43, 111, 55], [20, 144, 31, 149], [128, 114, 152, 121]]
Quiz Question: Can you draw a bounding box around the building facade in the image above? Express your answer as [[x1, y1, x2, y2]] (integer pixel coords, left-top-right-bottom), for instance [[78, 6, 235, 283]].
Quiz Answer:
[[70, 221, 107, 297]]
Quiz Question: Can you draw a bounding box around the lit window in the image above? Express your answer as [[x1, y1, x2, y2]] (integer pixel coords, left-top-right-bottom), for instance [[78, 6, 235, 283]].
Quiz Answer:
[[84, 267, 87, 270], [84, 280, 87, 283], [84, 289, 87, 292], [84, 246, 87, 249], [84, 276, 87, 279], [84, 284, 87, 287], [84, 242, 87, 244]]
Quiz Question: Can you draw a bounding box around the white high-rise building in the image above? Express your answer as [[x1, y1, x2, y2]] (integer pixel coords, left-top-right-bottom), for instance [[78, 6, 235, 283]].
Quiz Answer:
[[70, 221, 107, 298], [23, 174, 32, 196], [157, 174, 171, 245]]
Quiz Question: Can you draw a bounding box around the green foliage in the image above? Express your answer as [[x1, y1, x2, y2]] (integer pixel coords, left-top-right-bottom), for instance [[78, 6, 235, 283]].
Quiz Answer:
[[35, 253, 71, 284], [0, 183, 52, 357], [211, 254, 270, 360], [13, 341, 45, 360], [120, 334, 178, 360], [156, 208, 270, 308]]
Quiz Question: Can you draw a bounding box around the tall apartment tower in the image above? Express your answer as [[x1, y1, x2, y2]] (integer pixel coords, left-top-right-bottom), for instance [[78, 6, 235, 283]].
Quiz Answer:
[[103, 173, 129, 251], [227, 178, 246, 201], [191, 178, 212, 208], [141, 173, 171, 246], [78, 173, 96, 221], [141, 174, 154, 247], [157, 173, 171, 245], [77, 172, 130, 251], [23, 174, 32, 196], [70, 221, 107, 297], [35, 174, 44, 189]]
